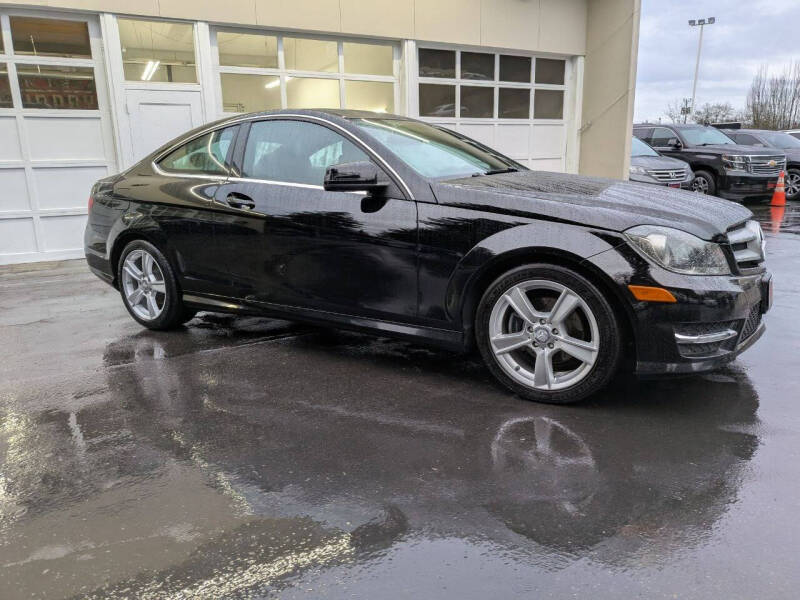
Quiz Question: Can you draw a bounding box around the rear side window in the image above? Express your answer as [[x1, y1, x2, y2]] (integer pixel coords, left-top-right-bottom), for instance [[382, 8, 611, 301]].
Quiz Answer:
[[633, 128, 653, 143], [242, 119, 369, 186], [159, 126, 238, 175], [732, 133, 763, 146]]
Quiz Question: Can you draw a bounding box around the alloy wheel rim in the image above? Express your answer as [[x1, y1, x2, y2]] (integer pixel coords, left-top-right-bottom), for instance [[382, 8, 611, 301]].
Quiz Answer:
[[692, 177, 709, 194], [121, 249, 166, 320], [488, 280, 600, 391], [786, 172, 800, 198]]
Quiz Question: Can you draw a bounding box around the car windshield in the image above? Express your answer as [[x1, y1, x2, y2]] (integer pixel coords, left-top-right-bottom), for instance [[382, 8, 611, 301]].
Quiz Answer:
[[680, 127, 735, 146], [758, 130, 800, 149], [631, 136, 659, 157], [351, 118, 521, 179]]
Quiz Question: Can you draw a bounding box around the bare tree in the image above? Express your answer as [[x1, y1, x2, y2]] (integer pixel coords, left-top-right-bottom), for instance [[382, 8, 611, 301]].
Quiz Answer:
[[691, 102, 737, 124], [745, 62, 800, 129]]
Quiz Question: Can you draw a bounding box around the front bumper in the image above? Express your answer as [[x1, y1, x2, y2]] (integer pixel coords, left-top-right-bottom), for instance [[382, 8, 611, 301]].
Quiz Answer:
[[718, 173, 777, 201], [629, 172, 694, 189], [587, 243, 771, 376]]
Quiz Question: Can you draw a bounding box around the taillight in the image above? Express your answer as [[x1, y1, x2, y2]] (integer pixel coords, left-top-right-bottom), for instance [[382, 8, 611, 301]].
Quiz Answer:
[[88, 195, 94, 211]]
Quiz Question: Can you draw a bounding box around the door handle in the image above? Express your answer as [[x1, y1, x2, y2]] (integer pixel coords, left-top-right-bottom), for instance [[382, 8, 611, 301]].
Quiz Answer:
[[226, 192, 255, 210]]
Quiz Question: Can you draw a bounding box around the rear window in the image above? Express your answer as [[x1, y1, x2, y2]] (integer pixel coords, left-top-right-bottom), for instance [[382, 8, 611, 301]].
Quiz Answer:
[[159, 126, 238, 175]]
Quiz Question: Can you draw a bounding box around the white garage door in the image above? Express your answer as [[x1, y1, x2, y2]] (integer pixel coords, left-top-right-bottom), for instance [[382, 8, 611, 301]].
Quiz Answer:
[[0, 10, 116, 265]]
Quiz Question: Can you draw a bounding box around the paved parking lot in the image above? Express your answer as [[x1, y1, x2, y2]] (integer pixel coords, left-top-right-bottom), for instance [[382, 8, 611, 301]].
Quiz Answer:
[[1, 204, 799, 599]]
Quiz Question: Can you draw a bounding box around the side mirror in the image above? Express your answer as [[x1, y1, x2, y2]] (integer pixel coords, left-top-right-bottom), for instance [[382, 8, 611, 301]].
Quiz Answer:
[[324, 161, 388, 193], [666, 137, 682, 148]]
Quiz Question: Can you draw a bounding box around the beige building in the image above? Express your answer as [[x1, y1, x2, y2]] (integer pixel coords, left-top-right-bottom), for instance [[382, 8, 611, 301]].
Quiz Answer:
[[0, 0, 640, 264]]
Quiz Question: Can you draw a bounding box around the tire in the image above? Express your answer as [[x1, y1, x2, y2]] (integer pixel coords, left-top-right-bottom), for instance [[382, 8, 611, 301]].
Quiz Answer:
[[786, 168, 800, 201], [117, 239, 191, 330], [691, 170, 716, 196], [475, 264, 622, 404]]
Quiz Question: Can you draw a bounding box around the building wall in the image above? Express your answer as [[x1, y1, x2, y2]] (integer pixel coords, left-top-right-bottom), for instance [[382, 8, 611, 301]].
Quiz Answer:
[[579, 0, 641, 178], [2, 0, 588, 55]]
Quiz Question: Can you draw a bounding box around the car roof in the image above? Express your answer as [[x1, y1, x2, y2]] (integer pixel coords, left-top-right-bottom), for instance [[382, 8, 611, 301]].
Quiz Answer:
[[214, 108, 412, 128], [633, 123, 705, 129]]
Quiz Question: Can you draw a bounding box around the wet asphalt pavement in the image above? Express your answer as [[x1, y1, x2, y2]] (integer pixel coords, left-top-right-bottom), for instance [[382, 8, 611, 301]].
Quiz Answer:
[[1, 204, 800, 599]]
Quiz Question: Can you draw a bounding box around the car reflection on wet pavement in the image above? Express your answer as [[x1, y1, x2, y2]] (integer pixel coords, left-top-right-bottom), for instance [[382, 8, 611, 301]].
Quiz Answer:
[[1, 203, 800, 599]]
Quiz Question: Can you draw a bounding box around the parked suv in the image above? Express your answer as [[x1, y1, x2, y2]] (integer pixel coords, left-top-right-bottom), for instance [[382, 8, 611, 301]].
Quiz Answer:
[[633, 123, 786, 201], [629, 136, 693, 189], [723, 128, 800, 200]]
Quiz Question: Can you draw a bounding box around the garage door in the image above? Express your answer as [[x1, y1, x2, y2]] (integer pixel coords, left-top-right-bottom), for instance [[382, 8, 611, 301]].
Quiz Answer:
[[0, 10, 116, 265]]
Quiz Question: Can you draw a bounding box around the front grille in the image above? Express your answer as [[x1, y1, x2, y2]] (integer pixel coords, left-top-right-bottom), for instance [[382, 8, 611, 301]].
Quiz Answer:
[[681, 341, 724, 356], [647, 168, 687, 183], [748, 155, 786, 176], [726, 220, 765, 272], [740, 304, 762, 341]]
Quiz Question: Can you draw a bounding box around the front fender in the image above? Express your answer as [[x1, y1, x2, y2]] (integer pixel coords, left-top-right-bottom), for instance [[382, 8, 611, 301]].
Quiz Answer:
[[446, 221, 625, 326]]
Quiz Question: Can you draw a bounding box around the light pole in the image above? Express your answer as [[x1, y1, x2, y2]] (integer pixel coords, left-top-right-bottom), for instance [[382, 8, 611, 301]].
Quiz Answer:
[[688, 17, 715, 119]]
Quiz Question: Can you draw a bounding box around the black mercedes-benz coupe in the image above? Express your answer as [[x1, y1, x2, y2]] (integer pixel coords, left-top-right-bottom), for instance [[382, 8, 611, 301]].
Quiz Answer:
[[85, 109, 771, 404]]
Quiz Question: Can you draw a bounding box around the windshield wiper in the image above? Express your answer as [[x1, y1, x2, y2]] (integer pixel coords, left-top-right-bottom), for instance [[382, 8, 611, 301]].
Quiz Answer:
[[482, 167, 519, 175]]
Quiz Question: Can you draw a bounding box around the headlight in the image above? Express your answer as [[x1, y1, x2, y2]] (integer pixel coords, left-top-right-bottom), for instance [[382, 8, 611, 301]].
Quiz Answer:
[[625, 225, 730, 275], [629, 165, 648, 175], [722, 154, 748, 171]]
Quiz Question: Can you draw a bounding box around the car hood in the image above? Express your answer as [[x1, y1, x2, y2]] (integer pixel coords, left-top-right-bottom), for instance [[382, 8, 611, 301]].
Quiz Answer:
[[434, 170, 752, 240], [630, 155, 691, 169], [685, 144, 783, 156]]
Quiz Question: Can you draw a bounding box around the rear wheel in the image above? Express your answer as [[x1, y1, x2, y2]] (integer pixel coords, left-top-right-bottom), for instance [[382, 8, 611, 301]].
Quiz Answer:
[[476, 265, 622, 404], [118, 240, 192, 330], [786, 168, 800, 200], [691, 170, 716, 196]]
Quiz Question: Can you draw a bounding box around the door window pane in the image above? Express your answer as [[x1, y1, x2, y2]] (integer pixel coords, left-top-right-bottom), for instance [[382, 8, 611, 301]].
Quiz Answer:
[[534, 89, 563, 119], [419, 84, 455, 117], [159, 127, 237, 174], [17, 64, 97, 110], [498, 88, 529, 119], [220, 73, 280, 113], [418, 49, 455, 78], [217, 32, 277, 68], [650, 127, 676, 147], [10, 17, 91, 58], [343, 42, 393, 76], [460, 86, 493, 118], [0, 64, 11, 108], [345, 80, 394, 113], [283, 38, 338, 72], [535, 58, 565, 85], [499, 55, 531, 83], [461, 52, 494, 81], [243, 120, 368, 185], [118, 19, 197, 83], [286, 77, 340, 109]]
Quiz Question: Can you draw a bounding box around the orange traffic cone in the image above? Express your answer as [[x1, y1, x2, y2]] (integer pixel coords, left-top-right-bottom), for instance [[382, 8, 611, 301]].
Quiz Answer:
[[771, 171, 786, 207], [769, 205, 785, 234]]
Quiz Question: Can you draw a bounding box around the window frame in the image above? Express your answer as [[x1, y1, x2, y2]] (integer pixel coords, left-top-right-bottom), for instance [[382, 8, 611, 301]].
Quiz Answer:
[[211, 28, 400, 116], [0, 11, 100, 114], [415, 45, 568, 122]]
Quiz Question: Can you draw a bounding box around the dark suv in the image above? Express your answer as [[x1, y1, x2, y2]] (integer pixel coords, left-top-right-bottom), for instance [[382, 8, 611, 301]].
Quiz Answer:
[[633, 123, 786, 201], [722, 128, 800, 200]]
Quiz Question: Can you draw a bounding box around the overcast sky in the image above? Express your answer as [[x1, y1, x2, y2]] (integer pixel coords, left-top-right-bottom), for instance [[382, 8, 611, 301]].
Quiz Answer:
[[634, 0, 799, 123]]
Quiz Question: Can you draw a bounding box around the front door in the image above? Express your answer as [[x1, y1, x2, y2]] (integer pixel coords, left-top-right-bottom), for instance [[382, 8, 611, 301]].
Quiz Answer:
[[213, 118, 418, 322], [124, 89, 203, 165]]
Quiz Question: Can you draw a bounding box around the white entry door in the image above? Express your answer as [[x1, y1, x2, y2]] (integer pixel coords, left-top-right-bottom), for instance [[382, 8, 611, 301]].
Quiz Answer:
[[124, 89, 203, 165]]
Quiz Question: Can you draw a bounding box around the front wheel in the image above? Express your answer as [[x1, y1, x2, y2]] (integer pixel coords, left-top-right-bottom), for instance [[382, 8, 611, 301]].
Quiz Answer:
[[476, 265, 622, 404], [691, 170, 716, 196], [118, 240, 192, 330], [786, 168, 800, 200]]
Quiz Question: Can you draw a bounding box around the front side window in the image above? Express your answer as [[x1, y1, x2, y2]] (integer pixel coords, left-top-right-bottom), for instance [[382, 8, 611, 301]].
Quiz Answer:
[[159, 126, 237, 174], [757, 131, 800, 149], [353, 118, 520, 179], [242, 120, 369, 186], [650, 127, 678, 147], [680, 127, 735, 146]]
